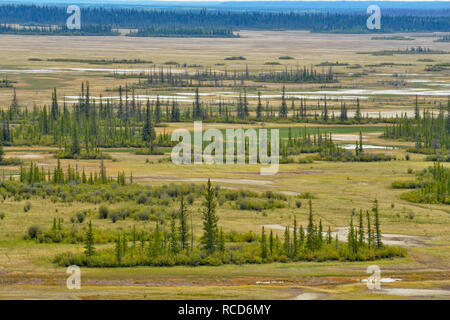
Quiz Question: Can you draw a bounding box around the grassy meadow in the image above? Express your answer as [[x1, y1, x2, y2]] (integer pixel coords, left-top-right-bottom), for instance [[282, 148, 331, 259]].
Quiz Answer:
[[0, 30, 448, 300]]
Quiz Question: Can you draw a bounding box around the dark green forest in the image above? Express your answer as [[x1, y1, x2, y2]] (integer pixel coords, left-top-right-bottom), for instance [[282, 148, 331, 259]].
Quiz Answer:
[[0, 4, 449, 33]]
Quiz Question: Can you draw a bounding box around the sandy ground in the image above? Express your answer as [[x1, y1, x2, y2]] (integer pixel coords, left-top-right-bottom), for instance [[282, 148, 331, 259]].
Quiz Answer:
[[373, 288, 450, 298]]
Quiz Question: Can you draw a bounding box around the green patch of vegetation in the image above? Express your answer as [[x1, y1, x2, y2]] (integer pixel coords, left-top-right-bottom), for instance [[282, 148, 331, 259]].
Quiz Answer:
[[358, 47, 448, 56], [53, 184, 406, 267], [393, 163, 449, 204], [0, 24, 119, 36], [224, 56, 246, 61], [47, 58, 153, 65], [0, 79, 15, 88], [371, 36, 414, 41], [383, 99, 449, 155], [315, 61, 349, 67], [425, 63, 450, 72], [127, 27, 238, 38]]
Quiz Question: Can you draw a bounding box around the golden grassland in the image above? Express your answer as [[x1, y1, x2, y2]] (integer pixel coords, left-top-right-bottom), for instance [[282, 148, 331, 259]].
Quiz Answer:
[[0, 31, 448, 299], [0, 30, 449, 109]]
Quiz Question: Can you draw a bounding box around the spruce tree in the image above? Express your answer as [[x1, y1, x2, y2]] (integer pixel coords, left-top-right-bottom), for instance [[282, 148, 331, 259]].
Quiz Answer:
[[358, 209, 365, 248], [256, 91, 263, 119], [218, 228, 225, 252], [306, 199, 315, 250], [355, 98, 361, 123], [318, 219, 323, 249], [299, 225, 305, 248], [366, 210, 373, 248], [201, 179, 219, 254], [261, 227, 268, 259], [283, 226, 290, 256], [347, 217, 356, 253], [373, 199, 382, 248], [169, 217, 178, 254], [414, 95, 420, 120], [323, 96, 328, 122], [84, 220, 95, 257], [327, 226, 332, 244], [115, 234, 122, 263], [269, 229, 274, 257], [178, 194, 189, 251], [293, 217, 298, 256], [279, 86, 288, 118]]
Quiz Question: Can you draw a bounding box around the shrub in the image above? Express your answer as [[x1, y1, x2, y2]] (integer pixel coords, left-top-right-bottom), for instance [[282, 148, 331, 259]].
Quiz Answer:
[[98, 205, 109, 219], [27, 225, 41, 239], [23, 201, 32, 212], [76, 211, 86, 223], [109, 211, 120, 223], [136, 194, 148, 204], [134, 210, 150, 221]]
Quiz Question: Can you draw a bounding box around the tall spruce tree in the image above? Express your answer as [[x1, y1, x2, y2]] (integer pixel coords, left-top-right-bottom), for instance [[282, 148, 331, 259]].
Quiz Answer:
[[306, 199, 315, 250], [279, 86, 288, 118], [261, 226, 268, 259], [178, 194, 189, 251], [373, 199, 382, 248], [84, 220, 95, 256], [201, 179, 219, 254]]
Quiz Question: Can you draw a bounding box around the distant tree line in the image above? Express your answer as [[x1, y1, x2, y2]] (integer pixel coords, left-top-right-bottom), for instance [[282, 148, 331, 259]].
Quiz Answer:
[[127, 26, 238, 38], [0, 24, 118, 36], [0, 5, 448, 33]]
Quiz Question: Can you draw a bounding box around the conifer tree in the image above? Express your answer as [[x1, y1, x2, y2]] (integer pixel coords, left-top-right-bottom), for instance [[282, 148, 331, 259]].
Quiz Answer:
[[323, 96, 328, 122], [256, 91, 263, 119], [279, 86, 288, 118], [358, 209, 365, 248], [358, 131, 364, 154], [70, 123, 80, 156], [414, 95, 420, 120], [194, 87, 201, 119], [327, 226, 332, 244], [373, 199, 382, 248], [115, 234, 122, 263], [201, 179, 219, 254], [299, 225, 305, 248], [218, 228, 225, 252], [169, 216, 178, 254], [355, 98, 361, 123], [154, 96, 161, 123], [261, 227, 268, 259], [318, 219, 323, 249], [293, 217, 298, 256], [178, 194, 189, 251], [366, 210, 373, 248], [84, 220, 95, 257], [306, 199, 315, 250], [269, 229, 274, 257], [283, 226, 290, 255], [348, 217, 356, 253]]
